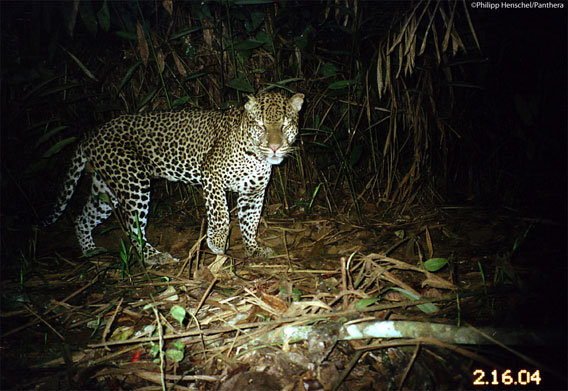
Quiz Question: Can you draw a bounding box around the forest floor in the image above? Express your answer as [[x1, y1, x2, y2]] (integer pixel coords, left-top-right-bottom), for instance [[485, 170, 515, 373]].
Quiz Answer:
[[1, 191, 566, 391]]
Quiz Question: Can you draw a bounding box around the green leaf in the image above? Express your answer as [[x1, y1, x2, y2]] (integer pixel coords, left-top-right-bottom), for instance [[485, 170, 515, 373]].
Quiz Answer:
[[327, 79, 357, 90], [416, 304, 439, 314], [349, 145, 362, 167], [99, 226, 119, 235], [170, 305, 186, 326], [116, 31, 138, 41], [185, 72, 207, 81], [512, 224, 532, 253], [60, 46, 98, 81], [42, 137, 77, 158], [355, 297, 379, 310], [35, 126, 68, 146], [423, 258, 448, 272], [78, 247, 107, 258], [320, 62, 339, 77], [119, 60, 142, 91], [256, 313, 270, 321], [292, 287, 302, 302], [217, 287, 235, 296], [256, 31, 273, 48], [136, 88, 159, 111], [295, 25, 316, 49], [150, 344, 160, 357], [97, 0, 110, 32], [97, 192, 112, 205], [308, 183, 322, 210], [166, 349, 184, 363], [244, 11, 265, 32], [394, 230, 405, 239], [79, 0, 98, 37], [38, 83, 81, 97], [110, 325, 134, 341], [232, 39, 265, 52], [226, 77, 254, 93], [441, 227, 459, 239], [22, 76, 60, 101], [169, 26, 206, 41], [265, 78, 304, 88], [120, 239, 128, 257], [24, 120, 54, 133], [389, 287, 438, 313], [172, 96, 192, 109]]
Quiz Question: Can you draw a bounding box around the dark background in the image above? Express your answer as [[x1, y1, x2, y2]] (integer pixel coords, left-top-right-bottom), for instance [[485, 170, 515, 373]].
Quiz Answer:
[[0, 1, 566, 388]]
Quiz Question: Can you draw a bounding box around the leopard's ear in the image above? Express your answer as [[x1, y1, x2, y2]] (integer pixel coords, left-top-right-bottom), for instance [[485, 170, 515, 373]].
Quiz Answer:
[[289, 93, 304, 112], [244, 94, 257, 112]]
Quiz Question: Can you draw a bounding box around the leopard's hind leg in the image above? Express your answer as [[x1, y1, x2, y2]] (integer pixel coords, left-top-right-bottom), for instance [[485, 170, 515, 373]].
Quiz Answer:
[[118, 180, 177, 265], [75, 172, 117, 254], [96, 161, 176, 265]]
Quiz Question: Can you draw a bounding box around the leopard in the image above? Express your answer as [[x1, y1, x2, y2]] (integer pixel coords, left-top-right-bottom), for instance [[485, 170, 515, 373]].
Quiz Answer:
[[42, 91, 304, 265]]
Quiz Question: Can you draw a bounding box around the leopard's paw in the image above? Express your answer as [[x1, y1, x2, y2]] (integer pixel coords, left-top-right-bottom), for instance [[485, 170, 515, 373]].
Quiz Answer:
[[145, 251, 178, 265], [207, 237, 227, 255], [246, 245, 275, 259]]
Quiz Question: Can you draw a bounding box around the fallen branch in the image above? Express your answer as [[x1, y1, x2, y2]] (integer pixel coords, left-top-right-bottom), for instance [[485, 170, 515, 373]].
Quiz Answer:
[[255, 319, 546, 347]]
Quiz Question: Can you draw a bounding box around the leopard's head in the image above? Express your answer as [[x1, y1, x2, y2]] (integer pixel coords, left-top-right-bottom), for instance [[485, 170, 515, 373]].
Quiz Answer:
[[243, 91, 304, 165]]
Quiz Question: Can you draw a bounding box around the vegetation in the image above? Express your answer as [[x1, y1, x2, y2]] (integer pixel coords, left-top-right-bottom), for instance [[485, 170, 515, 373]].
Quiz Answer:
[[0, 2, 479, 218], [1, 1, 565, 389], [3, 1, 563, 226]]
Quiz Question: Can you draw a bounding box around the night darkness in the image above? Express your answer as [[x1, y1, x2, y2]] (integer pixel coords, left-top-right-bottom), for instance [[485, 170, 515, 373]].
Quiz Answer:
[[1, 1, 567, 390]]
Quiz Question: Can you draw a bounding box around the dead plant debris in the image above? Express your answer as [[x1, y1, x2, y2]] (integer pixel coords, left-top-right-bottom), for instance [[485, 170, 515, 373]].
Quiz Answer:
[[1, 207, 565, 390]]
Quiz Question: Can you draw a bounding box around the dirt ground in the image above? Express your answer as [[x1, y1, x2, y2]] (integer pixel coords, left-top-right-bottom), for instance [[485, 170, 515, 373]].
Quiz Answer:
[[1, 190, 566, 390]]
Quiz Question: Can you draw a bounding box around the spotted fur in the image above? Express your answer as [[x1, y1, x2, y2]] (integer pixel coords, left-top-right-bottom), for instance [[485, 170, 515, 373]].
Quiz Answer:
[[43, 91, 304, 264]]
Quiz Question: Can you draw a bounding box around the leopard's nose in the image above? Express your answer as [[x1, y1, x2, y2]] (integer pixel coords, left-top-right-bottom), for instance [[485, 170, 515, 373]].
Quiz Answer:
[[268, 144, 281, 152]]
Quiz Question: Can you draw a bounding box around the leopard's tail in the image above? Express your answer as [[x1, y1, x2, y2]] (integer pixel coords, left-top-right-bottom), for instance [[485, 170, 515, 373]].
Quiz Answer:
[[41, 145, 88, 226]]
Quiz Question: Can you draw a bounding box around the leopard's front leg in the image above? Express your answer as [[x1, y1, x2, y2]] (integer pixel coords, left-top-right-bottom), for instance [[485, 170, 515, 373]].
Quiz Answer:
[[202, 176, 230, 255], [237, 190, 274, 258]]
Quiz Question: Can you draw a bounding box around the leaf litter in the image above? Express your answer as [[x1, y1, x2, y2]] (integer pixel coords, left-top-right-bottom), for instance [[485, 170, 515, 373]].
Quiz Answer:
[[1, 206, 565, 390]]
